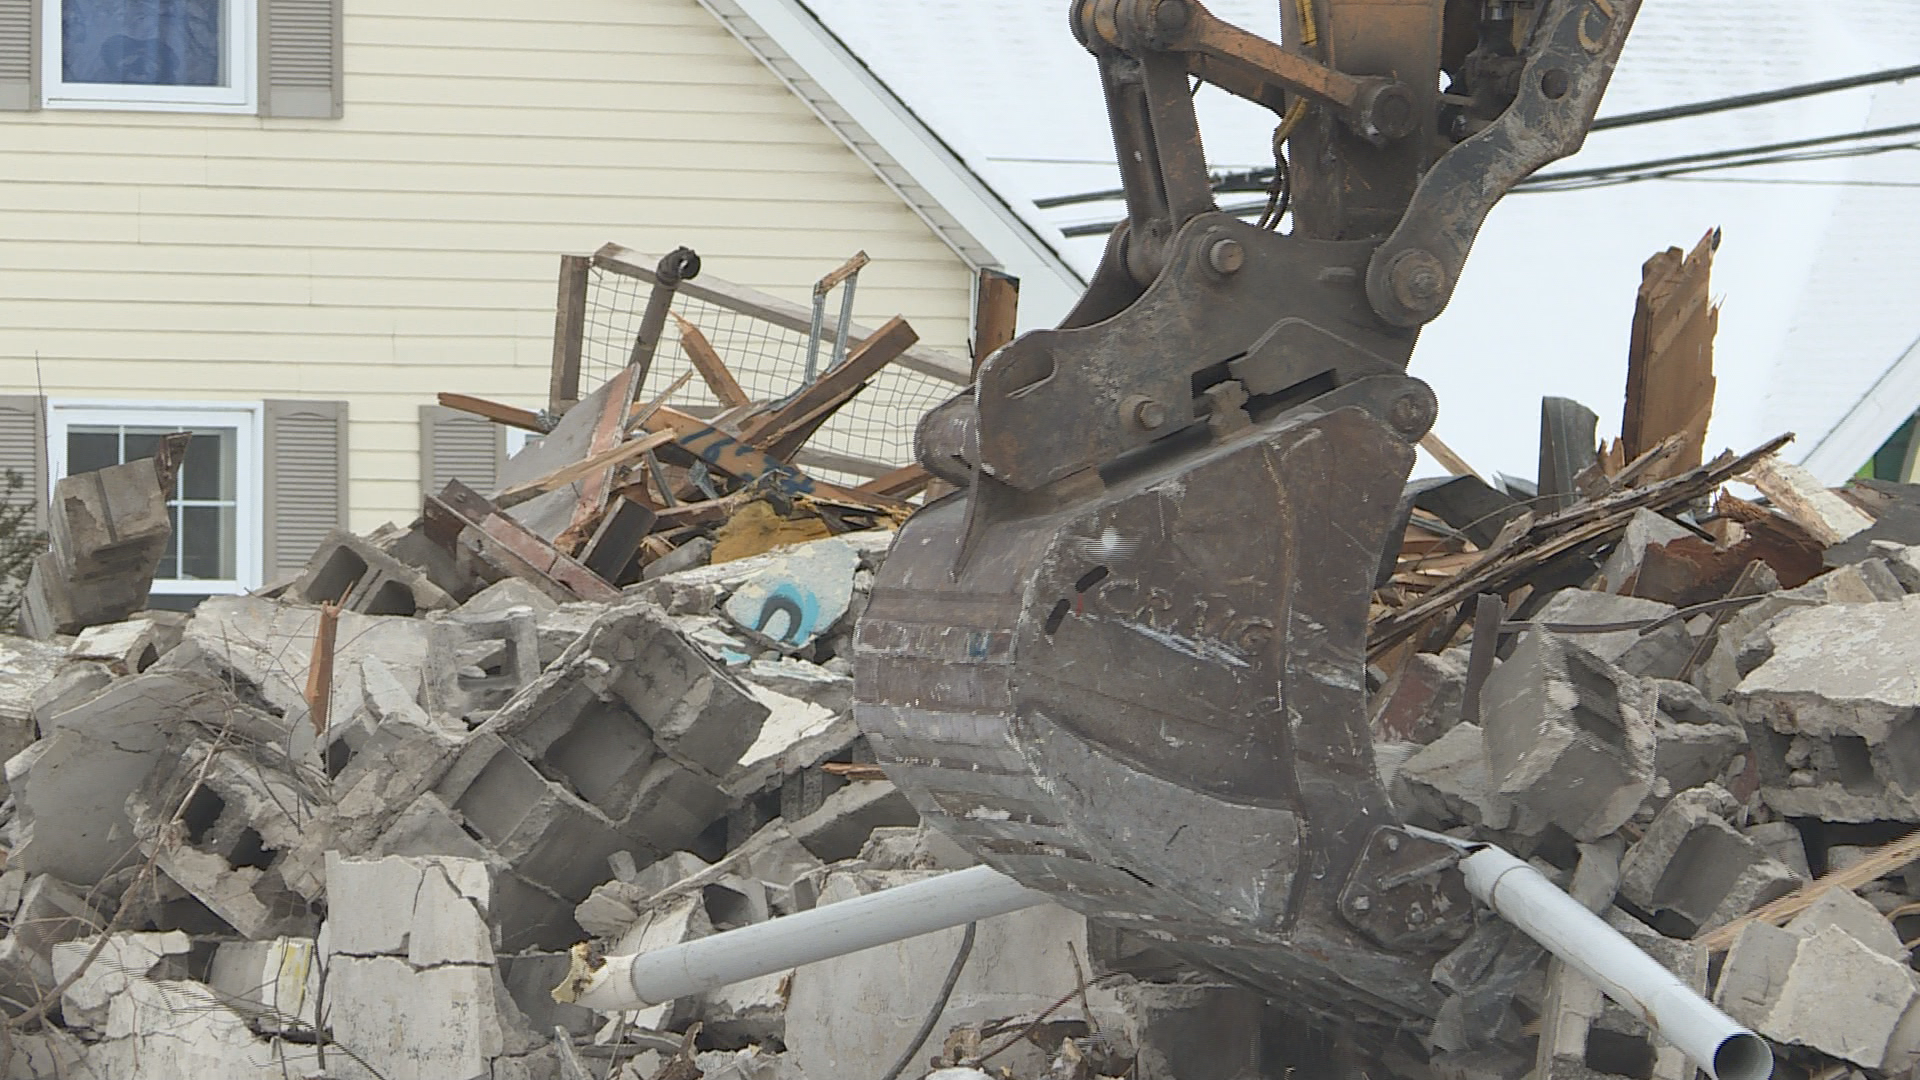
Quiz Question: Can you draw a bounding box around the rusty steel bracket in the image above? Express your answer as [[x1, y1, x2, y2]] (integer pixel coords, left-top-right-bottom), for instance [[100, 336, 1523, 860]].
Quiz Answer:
[[1366, 0, 1642, 327], [1337, 826, 1475, 952]]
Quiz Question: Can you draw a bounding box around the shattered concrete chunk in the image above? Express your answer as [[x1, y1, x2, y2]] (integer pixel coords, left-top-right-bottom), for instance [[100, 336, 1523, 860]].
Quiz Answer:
[[1742, 821, 1811, 879], [1372, 648, 1470, 744], [0, 636, 64, 792], [859, 825, 976, 871], [727, 683, 856, 798], [1785, 887, 1906, 960], [1479, 633, 1657, 840], [323, 956, 511, 1080], [426, 605, 541, 722], [1717, 922, 1917, 1068], [207, 936, 320, 1033], [1395, 723, 1512, 831], [790, 780, 921, 862], [1735, 595, 1920, 820], [1529, 589, 1693, 680], [1619, 786, 1802, 935], [1594, 508, 1695, 595], [66, 617, 165, 674], [0, 874, 103, 1017], [722, 538, 859, 652]]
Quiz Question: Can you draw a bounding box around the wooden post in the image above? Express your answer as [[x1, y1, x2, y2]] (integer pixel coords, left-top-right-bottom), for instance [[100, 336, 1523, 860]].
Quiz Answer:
[[549, 254, 591, 414], [972, 269, 1020, 377], [304, 603, 341, 737]]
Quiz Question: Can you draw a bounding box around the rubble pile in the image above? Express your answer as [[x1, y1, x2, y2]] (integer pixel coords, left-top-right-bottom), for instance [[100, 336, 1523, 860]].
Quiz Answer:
[[1369, 452, 1920, 1080], [0, 464, 1267, 1080]]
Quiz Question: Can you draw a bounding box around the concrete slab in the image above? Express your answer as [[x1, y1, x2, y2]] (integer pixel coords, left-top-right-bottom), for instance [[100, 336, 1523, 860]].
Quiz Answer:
[[721, 538, 859, 652], [1479, 633, 1657, 841]]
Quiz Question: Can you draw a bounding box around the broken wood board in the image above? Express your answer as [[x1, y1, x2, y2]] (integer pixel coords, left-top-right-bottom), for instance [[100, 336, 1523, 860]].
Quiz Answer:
[[739, 316, 920, 456], [671, 313, 751, 409], [493, 429, 676, 511], [1623, 230, 1718, 483], [438, 393, 546, 433], [1740, 455, 1874, 546]]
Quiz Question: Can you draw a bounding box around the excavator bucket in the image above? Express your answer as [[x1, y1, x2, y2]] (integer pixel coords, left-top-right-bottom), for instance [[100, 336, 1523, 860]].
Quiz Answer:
[[856, 0, 1641, 1036]]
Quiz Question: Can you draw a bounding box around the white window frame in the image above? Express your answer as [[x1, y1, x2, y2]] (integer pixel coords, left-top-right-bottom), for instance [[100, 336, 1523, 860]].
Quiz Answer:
[[42, 0, 258, 114], [46, 399, 265, 596]]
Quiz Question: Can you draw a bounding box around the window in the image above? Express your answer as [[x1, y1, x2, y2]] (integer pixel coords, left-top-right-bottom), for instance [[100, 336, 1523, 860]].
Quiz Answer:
[[43, 0, 256, 113], [48, 402, 262, 603]]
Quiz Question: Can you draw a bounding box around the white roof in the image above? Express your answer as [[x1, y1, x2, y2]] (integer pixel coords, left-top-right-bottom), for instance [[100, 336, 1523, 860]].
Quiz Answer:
[[762, 0, 1920, 483]]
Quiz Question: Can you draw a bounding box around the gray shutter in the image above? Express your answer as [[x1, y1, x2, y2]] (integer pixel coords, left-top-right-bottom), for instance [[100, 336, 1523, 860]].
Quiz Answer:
[[419, 405, 504, 495], [264, 400, 347, 580], [0, 0, 34, 112], [260, 0, 342, 119], [0, 395, 45, 530]]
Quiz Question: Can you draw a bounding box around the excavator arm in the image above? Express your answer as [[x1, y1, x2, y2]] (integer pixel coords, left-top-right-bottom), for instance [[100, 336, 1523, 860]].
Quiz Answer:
[[857, 0, 1639, 1036]]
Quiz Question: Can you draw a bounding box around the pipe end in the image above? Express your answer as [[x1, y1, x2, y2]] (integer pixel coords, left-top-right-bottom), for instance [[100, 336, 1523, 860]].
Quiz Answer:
[[1714, 1032, 1773, 1080]]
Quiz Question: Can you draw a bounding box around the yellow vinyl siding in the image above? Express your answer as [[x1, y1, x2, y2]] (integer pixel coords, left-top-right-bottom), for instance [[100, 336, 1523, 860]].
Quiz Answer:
[[0, 0, 974, 532]]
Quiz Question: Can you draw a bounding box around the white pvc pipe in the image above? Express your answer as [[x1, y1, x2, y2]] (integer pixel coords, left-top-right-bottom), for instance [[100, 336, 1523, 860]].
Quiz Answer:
[[1461, 846, 1773, 1080], [565, 864, 1047, 1013]]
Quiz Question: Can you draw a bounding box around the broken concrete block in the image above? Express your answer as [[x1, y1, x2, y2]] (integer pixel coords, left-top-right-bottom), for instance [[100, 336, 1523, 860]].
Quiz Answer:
[[183, 595, 436, 737], [859, 825, 976, 872], [460, 575, 560, 618], [432, 734, 635, 902], [322, 956, 510, 1080], [18, 458, 173, 638], [57, 930, 292, 1076], [207, 937, 320, 1033], [1372, 648, 1469, 743], [326, 853, 493, 967], [425, 605, 541, 722], [1529, 589, 1694, 680], [1743, 821, 1811, 879], [722, 538, 859, 652], [1395, 722, 1513, 831], [1619, 786, 1802, 935], [727, 683, 857, 798], [10, 670, 232, 883], [1648, 681, 1747, 807], [1115, 980, 1267, 1080], [791, 780, 921, 862], [500, 952, 597, 1038], [1791, 561, 1905, 605], [1479, 633, 1657, 840], [66, 618, 165, 674], [786, 869, 1113, 1080], [1536, 911, 1705, 1080], [371, 792, 583, 953], [0, 874, 103, 1016], [1736, 597, 1920, 820], [1594, 509, 1695, 595], [1717, 922, 1917, 1068], [746, 656, 854, 715], [1785, 887, 1906, 960], [290, 527, 456, 615], [0, 636, 64, 792]]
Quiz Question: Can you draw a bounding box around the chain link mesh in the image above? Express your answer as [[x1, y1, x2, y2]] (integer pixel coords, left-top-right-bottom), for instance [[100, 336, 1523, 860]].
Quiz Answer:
[[579, 265, 959, 487]]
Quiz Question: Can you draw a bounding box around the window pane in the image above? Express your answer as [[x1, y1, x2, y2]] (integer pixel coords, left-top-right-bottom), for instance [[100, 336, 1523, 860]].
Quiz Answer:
[[180, 429, 236, 501], [179, 504, 235, 581], [62, 0, 223, 87], [67, 428, 121, 474], [162, 502, 180, 578], [123, 429, 165, 467]]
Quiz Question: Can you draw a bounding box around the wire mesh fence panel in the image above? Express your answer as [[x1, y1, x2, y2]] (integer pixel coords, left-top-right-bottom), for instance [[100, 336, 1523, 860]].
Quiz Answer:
[[577, 263, 959, 487]]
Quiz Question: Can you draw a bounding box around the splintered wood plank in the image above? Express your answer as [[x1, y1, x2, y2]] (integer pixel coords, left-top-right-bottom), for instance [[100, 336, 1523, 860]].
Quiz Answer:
[[1624, 230, 1719, 482], [438, 393, 546, 433], [549, 254, 591, 412], [1740, 455, 1874, 546], [492, 429, 676, 510], [671, 313, 751, 409]]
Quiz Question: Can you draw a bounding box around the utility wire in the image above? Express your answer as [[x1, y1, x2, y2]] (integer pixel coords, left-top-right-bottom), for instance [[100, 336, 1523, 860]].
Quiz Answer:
[[1590, 62, 1920, 131], [1035, 62, 1920, 212]]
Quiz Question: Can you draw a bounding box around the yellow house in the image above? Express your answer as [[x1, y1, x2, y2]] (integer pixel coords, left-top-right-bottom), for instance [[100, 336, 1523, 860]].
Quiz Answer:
[[0, 0, 1080, 605]]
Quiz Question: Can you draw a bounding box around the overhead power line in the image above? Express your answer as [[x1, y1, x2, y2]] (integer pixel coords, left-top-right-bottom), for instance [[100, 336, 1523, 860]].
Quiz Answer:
[[1036, 62, 1920, 213]]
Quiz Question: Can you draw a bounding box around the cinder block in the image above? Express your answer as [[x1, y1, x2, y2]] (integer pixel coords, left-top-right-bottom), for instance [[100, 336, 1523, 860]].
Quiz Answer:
[[290, 528, 456, 616], [1480, 633, 1657, 841], [425, 606, 541, 722], [791, 780, 920, 862], [1372, 648, 1469, 743], [1717, 922, 1919, 1069], [1619, 786, 1802, 936], [432, 734, 634, 901]]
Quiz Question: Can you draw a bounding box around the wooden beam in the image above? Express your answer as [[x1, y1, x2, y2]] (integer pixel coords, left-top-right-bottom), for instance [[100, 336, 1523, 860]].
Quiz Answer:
[[972, 269, 1020, 377], [668, 314, 750, 409], [1419, 433, 1480, 480], [856, 464, 933, 500], [438, 393, 545, 433], [739, 316, 919, 452], [549, 254, 591, 413], [434, 480, 620, 602], [560, 366, 639, 548], [638, 405, 907, 513], [814, 251, 870, 297]]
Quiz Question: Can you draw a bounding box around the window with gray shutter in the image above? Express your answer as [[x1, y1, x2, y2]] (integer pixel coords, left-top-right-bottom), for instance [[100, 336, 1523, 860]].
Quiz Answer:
[[263, 399, 347, 580], [261, 0, 342, 119], [0, 395, 46, 529], [420, 405, 505, 496], [0, 0, 32, 112]]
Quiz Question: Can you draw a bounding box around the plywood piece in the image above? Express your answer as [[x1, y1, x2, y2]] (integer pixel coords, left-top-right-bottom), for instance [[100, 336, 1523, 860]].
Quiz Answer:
[[1623, 230, 1719, 483]]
